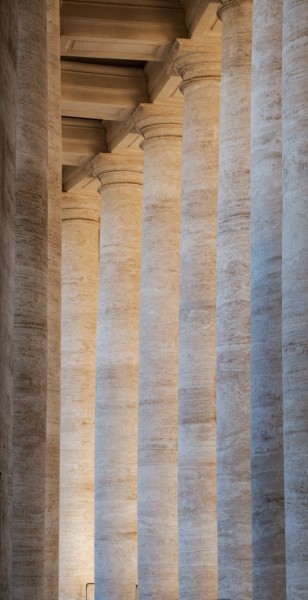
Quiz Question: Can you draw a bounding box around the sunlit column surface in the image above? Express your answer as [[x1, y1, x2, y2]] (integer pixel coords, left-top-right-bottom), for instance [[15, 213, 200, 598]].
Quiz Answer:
[[60, 192, 99, 600], [92, 153, 143, 600], [216, 1, 253, 599], [132, 104, 182, 600], [170, 36, 221, 600]]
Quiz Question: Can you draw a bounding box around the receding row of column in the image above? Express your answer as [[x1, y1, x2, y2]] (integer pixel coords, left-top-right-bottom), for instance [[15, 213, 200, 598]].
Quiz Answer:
[[59, 3, 308, 600]]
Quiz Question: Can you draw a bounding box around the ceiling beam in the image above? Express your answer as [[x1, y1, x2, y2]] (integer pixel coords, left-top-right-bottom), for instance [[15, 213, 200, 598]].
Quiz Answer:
[[61, 1, 187, 61], [61, 61, 149, 120], [62, 117, 106, 165], [181, 0, 220, 38]]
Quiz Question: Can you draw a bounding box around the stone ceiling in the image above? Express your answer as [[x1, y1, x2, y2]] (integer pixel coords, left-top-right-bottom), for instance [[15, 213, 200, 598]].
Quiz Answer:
[[60, 0, 221, 191]]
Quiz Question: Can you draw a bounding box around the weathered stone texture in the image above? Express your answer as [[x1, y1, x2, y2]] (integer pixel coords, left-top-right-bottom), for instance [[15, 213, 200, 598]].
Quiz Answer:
[[172, 45, 220, 600], [134, 106, 182, 600], [282, 1, 308, 598], [0, 1, 17, 598], [59, 192, 99, 600], [250, 2, 286, 599], [216, 1, 253, 599], [45, 1, 62, 598], [12, 0, 49, 597], [93, 154, 143, 600]]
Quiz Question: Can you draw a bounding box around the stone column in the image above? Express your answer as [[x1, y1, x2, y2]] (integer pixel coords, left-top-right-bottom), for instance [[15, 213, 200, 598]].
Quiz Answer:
[[216, 1, 253, 599], [45, 1, 62, 598], [12, 0, 48, 597], [59, 193, 99, 600], [169, 37, 221, 600], [250, 2, 285, 599], [0, 2, 17, 599], [91, 153, 143, 600], [131, 104, 182, 600], [282, 1, 308, 597]]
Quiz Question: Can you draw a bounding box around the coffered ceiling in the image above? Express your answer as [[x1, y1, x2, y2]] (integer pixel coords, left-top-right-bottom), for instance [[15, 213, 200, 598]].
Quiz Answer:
[[60, 0, 221, 191]]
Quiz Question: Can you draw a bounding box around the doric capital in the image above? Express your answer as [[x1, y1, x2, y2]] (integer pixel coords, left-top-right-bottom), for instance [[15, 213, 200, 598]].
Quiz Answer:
[[89, 152, 143, 191], [167, 36, 221, 92], [128, 102, 183, 148], [62, 191, 100, 224], [217, 0, 241, 20]]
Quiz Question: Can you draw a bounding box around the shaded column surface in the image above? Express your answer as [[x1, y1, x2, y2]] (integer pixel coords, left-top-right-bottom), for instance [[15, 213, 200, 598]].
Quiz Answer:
[[170, 37, 221, 600], [132, 104, 182, 600], [59, 193, 99, 600], [0, 1, 17, 599], [216, 1, 253, 599], [282, 1, 308, 597], [250, 2, 285, 599], [12, 0, 49, 598], [45, 0, 62, 597], [92, 153, 143, 600]]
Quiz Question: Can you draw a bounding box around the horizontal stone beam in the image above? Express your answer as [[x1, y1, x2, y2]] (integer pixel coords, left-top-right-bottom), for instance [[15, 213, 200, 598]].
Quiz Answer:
[[62, 117, 106, 166], [61, 62, 149, 120], [181, 0, 220, 38], [61, 0, 187, 61]]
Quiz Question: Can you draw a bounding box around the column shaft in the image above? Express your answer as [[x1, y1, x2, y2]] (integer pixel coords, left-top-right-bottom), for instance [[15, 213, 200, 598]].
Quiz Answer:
[[0, 1, 17, 598], [282, 1, 308, 597], [179, 77, 219, 600], [12, 0, 48, 597], [134, 106, 182, 600], [93, 154, 143, 600], [59, 193, 99, 600], [216, 1, 253, 598], [250, 2, 285, 598], [45, 1, 62, 597], [170, 39, 221, 600]]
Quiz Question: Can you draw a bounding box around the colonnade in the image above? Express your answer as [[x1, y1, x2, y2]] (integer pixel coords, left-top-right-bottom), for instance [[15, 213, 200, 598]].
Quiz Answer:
[[60, 3, 308, 600], [0, 0, 308, 600]]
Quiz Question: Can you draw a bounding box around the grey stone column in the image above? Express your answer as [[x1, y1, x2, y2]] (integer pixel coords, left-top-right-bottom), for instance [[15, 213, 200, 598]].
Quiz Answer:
[[12, 0, 48, 597], [91, 153, 143, 600], [45, 1, 62, 598], [59, 193, 100, 600], [250, 2, 285, 599], [282, 1, 308, 597], [216, 1, 253, 599], [169, 38, 221, 600], [0, 2, 17, 599], [132, 104, 182, 600]]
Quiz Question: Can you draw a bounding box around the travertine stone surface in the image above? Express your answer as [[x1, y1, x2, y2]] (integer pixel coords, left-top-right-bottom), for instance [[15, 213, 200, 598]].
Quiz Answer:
[[0, 2, 17, 599], [60, 193, 99, 600], [282, 1, 308, 597], [170, 40, 221, 600], [91, 153, 143, 600], [132, 104, 182, 600], [250, 2, 285, 599], [12, 1, 48, 598], [45, 1, 62, 598], [216, 1, 253, 599]]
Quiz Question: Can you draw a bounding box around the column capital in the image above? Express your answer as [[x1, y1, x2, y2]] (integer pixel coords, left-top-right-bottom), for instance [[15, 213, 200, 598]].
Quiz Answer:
[[62, 191, 100, 224], [89, 152, 143, 190], [128, 102, 183, 148], [167, 36, 221, 90], [217, 0, 241, 20]]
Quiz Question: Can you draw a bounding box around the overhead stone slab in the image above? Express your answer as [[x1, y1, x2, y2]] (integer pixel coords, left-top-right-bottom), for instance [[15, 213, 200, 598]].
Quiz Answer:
[[61, 62, 149, 120], [62, 117, 106, 166], [60, 0, 186, 61]]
